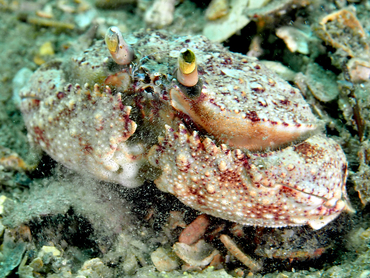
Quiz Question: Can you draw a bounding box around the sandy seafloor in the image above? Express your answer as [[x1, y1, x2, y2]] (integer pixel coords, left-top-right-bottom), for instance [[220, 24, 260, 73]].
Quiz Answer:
[[1, 0, 370, 277]]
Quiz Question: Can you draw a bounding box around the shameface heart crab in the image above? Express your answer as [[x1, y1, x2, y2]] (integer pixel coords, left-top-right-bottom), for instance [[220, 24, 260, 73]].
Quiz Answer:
[[20, 27, 351, 230]]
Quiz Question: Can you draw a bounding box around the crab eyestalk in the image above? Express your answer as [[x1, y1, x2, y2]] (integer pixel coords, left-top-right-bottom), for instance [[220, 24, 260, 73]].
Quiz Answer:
[[105, 26, 134, 65], [177, 48, 198, 87]]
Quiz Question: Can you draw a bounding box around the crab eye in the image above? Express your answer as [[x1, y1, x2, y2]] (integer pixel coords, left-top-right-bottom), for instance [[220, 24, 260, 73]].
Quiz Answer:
[[105, 26, 134, 65], [179, 49, 196, 74], [177, 48, 199, 88]]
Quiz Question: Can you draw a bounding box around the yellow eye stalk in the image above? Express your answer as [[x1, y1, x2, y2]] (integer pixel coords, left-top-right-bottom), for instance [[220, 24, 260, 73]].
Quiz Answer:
[[177, 48, 199, 87], [105, 26, 134, 65]]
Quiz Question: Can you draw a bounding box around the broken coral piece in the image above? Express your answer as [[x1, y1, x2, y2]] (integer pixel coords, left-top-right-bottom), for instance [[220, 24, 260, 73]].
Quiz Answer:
[[173, 239, 220, 268], [246, 0, 310, 32], [151, 247, 179, 272], [144, 0, 176, 28], [353, 163, 370, 206], [205, 0, 229, 21], [316, 8, 369, 58], [38, 246, 61, 257], [0, 146, 37, 171], [247, 35, 264, 57], [347, 58, 370, 83], [305, 63, 340, 102], [203, 0, 250, 42], [276, 26, 310, 54], [220, 234, 262, 272], [179, 214, 210, 245], [260, 60, 296, 82], [353, 140, 370, 206], [204, 0, 310, 42]]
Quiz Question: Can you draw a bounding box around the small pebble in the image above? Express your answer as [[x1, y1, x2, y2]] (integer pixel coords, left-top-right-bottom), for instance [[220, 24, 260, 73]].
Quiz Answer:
[[151, 247, 179, 272], [38, 246, 61, 257], [39, 41, 54, 56]]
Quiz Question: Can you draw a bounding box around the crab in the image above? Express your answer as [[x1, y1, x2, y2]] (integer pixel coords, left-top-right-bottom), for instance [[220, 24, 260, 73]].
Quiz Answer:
[[20, 27, 351, 230]]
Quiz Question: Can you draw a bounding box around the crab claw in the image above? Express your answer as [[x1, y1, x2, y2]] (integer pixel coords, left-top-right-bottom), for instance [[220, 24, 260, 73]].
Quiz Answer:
[[148, 125, 351, 230], [105, 26, 134, 65], [170, 53, 319, 151]]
